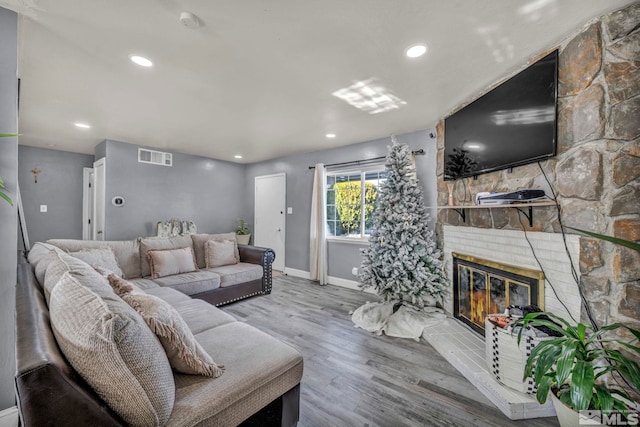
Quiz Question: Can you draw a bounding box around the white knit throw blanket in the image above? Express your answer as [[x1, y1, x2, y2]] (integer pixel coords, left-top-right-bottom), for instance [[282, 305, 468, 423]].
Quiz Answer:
[[351, 301, 446, 341]]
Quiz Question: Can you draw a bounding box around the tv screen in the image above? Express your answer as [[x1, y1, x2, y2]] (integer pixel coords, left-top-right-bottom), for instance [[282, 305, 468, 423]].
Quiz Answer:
[[444, 50, 558, 180]]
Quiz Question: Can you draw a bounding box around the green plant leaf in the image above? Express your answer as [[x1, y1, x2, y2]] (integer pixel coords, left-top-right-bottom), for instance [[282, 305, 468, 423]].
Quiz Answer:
[[555, 340, 578, 385], [594, 384, 614, 412], [0, 133, 18, 137], [567, 226, 640, 253], [571, 360, 595, 411], [535, 376, 553, 404], [0, 191, 13, 206]]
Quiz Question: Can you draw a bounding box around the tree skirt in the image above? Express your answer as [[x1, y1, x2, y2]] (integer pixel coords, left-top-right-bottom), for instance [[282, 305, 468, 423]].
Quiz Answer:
[[351, 301, 446, 341]]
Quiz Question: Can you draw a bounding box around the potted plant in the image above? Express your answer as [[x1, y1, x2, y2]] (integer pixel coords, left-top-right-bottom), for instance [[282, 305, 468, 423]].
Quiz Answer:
[[0, 133, 18, 206], [516, 229, 640, 426], [236, 219, 251, 245]]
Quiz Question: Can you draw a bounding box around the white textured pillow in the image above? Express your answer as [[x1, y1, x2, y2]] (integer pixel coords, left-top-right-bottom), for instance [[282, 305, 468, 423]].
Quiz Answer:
[[49, 271, 175, 426], [191, 233, 239, 268], [69, 247, 124, 278], [121, 291, 224, 378], [205, 239, 238, 268], [147, 247, 198, 279]]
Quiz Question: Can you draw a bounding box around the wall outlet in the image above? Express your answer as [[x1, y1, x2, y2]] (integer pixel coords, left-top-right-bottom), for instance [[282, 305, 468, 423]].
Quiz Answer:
[[351, 267, 358, 276], [40, 204, 47, 213], [287, 207, 293, 214]]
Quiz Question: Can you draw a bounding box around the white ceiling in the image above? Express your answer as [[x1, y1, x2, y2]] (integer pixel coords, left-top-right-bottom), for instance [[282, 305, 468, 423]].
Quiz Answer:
[[1, 0, 635, 163]]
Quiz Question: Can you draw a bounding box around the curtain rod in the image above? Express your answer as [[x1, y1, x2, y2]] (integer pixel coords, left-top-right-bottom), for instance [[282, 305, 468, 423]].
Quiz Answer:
[[308, 149, 425, 170]]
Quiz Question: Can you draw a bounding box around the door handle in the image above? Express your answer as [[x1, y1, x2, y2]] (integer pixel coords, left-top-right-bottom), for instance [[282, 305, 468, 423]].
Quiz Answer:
[[277, 228, 281, 232], [97, 230, 103, 235]]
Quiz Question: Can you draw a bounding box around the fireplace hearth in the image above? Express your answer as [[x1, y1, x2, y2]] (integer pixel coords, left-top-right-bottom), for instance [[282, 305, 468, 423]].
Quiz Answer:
[[452, 253, 544, 335]]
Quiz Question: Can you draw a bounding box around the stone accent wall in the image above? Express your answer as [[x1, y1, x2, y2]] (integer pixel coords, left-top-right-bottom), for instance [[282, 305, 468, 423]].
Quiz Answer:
[[436, 3, 640, 330]]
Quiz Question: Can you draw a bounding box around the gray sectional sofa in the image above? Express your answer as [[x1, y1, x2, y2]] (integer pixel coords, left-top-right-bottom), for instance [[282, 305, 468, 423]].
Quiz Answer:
[[15, 237, 303, 426], [46, 233, 275, 306]]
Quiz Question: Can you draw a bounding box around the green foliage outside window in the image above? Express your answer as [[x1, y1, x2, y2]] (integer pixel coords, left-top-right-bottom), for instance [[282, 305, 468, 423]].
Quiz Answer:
[[332, 181, 378, 236]]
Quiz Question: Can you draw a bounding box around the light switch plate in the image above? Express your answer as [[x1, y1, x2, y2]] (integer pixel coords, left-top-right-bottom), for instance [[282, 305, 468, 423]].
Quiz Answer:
[[287, 207, 293, 214], [40, 205, 47, 212]]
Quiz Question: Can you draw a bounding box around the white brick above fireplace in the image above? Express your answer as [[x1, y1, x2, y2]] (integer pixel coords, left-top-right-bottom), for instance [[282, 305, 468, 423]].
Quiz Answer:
[[442, 225, 582, 323]]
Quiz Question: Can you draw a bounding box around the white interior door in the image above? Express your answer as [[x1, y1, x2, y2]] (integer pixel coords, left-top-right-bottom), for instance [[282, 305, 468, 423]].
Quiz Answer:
[[92, 158, 106, 241], [82, 167, 94, 240], [254, 173, 286, 271]]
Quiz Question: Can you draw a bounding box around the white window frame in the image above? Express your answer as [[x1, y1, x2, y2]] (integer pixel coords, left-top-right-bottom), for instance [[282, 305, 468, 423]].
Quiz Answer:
[[325, 164, 386, 243]]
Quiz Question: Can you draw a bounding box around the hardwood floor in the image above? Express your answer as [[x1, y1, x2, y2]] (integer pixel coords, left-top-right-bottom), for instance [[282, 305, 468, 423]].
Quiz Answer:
[[222, 275, 560, 427]]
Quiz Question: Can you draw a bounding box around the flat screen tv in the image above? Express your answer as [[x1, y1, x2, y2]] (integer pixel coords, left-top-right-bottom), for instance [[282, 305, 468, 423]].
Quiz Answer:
[[444, 50, 558, 180]]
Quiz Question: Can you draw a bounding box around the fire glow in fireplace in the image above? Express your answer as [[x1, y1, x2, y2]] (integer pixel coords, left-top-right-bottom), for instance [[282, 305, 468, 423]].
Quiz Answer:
[[452, 253, 544, 335]]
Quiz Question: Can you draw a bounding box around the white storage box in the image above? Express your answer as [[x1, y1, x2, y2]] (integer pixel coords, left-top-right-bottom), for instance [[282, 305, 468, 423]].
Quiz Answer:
[[485, 317, 554, 395]]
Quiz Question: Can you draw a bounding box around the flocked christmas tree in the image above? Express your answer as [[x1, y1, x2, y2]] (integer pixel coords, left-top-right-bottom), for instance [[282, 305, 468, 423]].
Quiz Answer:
[[358, 137, 447, 309]]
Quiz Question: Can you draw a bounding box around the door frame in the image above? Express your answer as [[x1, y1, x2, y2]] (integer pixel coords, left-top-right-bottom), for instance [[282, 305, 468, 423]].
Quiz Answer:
[[254, 172, 286, 271], [92, 158, 106, 240], [82, 167, 94, 240]]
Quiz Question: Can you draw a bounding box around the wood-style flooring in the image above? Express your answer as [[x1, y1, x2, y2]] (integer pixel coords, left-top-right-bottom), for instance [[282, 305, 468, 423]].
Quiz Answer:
[[222, 275, 559, 427]]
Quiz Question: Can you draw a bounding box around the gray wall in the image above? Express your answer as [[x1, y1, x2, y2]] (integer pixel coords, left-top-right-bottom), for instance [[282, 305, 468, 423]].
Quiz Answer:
[[245, 129, 438, 280], [0, 6, 18, 410], [101, 140, 247, 240], [18, 146, 94, 244]]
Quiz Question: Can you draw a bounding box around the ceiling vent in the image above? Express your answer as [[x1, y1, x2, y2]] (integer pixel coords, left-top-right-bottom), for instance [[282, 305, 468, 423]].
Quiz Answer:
[[138, 148, 172, 167]]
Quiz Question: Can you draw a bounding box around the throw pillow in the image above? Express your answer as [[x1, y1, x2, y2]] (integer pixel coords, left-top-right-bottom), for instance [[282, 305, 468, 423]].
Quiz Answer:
[[120, 291, 224, 378], [93, 266, 143, 295], [139, 235, 193, 278], [191, 233, 239, 268], [205, 239, 239, 268], [49, 271, 175, 426], [69, 247, 125, 278], [147, 247, 198, 279]]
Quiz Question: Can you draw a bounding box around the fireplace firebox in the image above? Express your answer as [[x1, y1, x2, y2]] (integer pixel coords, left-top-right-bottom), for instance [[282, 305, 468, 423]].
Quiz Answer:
[[452, 253, 544, 335]]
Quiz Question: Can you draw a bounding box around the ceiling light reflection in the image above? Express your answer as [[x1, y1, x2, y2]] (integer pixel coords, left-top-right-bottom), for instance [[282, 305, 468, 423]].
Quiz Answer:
[[492, 106, 555, 125], [332, 78, 407, 114]]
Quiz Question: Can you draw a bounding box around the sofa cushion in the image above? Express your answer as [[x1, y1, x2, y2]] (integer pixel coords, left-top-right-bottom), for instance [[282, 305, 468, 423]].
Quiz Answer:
[[49, 271, 175, 427], [121, 291, 224, 378], [147, 247, 198, 279], [191, 233, 239, 269], [208, 263, 263, 288], [140, 236, 193, 278], [43, 250, 103, 304], [172, 299, 237, 335], [28, 242, 64, 286], [205, 239, 238, 268], [152, 270, 221, 296], [69, 248, 124, 278], [128, 278, 161, 291], [144, 287, 193, 305], [167, 322, 303, 427], [47, 239, 142, 279]]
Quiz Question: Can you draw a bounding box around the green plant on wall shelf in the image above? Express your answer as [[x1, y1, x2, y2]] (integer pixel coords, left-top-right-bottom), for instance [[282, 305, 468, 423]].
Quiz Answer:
[[0, 133, 18, 206]]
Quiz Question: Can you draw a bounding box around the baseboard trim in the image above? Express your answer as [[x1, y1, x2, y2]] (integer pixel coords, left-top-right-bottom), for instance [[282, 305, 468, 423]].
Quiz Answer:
[[0, 407, 19, 427], [283, 268, 377, 295], [283, 268, 311, 280], [328, 276, 377, 294]]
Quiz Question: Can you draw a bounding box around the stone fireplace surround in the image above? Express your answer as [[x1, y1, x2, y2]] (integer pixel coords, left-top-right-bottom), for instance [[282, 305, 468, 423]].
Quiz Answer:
[[424, 4, 640, 419]]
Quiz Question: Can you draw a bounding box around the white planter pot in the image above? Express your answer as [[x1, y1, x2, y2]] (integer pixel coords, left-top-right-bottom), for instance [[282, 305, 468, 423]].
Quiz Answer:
[[550, 392, 604, 427], [236, 234, 251, 245]]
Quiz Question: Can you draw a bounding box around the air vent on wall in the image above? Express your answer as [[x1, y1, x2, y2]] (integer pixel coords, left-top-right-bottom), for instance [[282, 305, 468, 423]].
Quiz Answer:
[[138, 148, 173, 166]]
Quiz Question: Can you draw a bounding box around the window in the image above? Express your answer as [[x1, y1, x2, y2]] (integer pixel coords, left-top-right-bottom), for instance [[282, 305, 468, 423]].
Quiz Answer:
[[326, 167, 387, 239]]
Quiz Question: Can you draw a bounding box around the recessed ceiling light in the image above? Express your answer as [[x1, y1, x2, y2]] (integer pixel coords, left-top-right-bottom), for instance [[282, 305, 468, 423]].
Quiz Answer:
[[129, 55, 153, 67], [406, 44, 427, 58], [325, 133, 336, 139], [74, 122, 91, 129], [234, 155, 243, 159]]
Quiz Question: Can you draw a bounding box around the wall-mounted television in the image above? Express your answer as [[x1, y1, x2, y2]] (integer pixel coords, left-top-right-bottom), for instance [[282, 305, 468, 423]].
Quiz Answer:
[[444, 50, 558, 181]]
